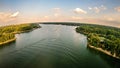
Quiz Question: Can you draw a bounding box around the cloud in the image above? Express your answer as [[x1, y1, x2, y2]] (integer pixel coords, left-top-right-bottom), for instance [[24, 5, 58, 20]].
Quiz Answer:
[[70, 16, 120, 27], [44, 16, 49, 18], [93, 7, 100, 13], [115, 7, 120, 12], [53, 8, 61, 17], [72, 16, 83, 20], [73, 8, 87, 14], [54, 13, 60, 17], [11, 11, 19, 17], [53, 8, 61, 12], [89, 5, 106, 13], [88, 7, 92, 10], [103, 16, 115, 21], [0, 12, 19, 23]]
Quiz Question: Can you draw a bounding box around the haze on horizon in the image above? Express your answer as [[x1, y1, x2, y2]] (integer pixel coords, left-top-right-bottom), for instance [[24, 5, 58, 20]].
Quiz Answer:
[[0, 0, 120, 27]]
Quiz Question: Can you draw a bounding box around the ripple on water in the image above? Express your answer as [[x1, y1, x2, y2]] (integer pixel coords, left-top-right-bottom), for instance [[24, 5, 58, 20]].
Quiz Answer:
[[0, 38, 84, 68]]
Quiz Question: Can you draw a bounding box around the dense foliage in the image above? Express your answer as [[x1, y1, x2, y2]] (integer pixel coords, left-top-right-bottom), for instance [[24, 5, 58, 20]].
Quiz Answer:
[[0, 23, 40, 45], [76, 24, 120, 57]]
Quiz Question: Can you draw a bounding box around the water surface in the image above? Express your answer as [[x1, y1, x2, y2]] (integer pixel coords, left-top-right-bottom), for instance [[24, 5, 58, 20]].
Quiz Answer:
[[0, 24, 119, 68]]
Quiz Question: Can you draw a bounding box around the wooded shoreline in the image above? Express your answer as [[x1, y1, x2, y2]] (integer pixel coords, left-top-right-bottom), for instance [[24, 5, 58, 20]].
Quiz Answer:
[[0, 23, 40, 46], [88, 44, 120, 59], [75, 24, 120, 59]]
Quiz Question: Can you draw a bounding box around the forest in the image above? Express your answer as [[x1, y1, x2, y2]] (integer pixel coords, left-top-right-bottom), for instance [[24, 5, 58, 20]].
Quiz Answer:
[[76, 24, 120, 58], [0, 23, 40, 45]]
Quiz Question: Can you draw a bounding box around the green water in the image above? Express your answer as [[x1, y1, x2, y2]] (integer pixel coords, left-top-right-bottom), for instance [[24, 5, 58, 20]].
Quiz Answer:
[[0, 24, 119, 68]]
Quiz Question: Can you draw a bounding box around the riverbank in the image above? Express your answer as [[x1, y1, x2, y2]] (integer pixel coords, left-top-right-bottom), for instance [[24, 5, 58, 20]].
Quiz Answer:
[[76, 24, 120, 60], [13, 28, 39, 34], [0, 23, 40, 46], [0, 38, 16, 46], [0, 28, 38, 46], [88, 44, 120, 60]]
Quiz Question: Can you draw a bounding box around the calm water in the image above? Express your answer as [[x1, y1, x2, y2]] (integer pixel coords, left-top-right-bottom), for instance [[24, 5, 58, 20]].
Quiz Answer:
[[0, 24, 120, 68]]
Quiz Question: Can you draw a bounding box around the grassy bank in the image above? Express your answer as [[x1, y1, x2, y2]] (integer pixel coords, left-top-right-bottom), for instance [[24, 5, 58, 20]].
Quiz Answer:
[[0, 23, 40, 46]]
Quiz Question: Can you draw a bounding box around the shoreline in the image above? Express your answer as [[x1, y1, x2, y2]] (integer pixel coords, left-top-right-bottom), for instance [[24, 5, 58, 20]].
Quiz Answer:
[[0, 38, 16, 45], [0, 28, 40, 46], [87, 44, 120, 60], [13, 26, 41, 34], [0, 24, 40, 46], [13, 29, 34, 34]]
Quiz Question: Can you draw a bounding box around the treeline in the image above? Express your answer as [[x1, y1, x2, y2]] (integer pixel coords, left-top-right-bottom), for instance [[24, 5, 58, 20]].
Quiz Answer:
[[76, 24, 120, 58], [41, 22, 86, 26], [0, 23, 40, 45]]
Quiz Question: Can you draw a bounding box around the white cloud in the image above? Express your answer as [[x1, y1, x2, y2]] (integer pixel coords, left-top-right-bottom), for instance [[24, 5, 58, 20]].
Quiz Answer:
[[89, 5, 106, 13], [73, 8, 87, 14], [11, 11, 19, 17], [115, 7, 120, 12], [88, 7, 92, 10]]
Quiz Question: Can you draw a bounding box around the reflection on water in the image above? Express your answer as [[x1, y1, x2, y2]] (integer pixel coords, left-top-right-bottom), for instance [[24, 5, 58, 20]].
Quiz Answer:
[[87, 46, 120, 68], [0, 24, 119, 68]]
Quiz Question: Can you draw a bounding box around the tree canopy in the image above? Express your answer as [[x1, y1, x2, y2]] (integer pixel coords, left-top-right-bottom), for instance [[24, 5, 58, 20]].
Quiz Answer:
[[76, 24, 120, 57], [0, 23, 40, 45]]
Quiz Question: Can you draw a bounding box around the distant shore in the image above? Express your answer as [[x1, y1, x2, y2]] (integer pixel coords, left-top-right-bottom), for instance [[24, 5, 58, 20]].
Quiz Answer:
[[0, 38, 16, 46], [87, 44, 120, 60]]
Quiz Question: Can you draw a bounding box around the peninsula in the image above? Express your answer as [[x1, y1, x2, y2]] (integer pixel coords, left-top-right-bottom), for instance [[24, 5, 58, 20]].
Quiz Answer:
[[0, 23, 40, 46]]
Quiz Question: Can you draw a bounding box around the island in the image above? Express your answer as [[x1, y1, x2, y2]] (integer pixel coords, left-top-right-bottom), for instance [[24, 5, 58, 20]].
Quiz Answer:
[[0, 23, 40, 46], [76, 24, 120, 59]]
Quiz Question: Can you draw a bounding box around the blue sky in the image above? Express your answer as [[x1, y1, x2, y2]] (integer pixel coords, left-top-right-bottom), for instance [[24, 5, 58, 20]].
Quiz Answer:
[[0, 0, 120, 27]]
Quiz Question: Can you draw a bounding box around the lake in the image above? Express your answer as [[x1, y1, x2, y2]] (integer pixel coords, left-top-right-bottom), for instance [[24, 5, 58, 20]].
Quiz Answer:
[[0, 24, 120, 68]]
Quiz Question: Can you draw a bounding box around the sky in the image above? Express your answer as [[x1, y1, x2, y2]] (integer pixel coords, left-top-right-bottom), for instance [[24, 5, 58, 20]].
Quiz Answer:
[[0, 0, 120, 27]]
